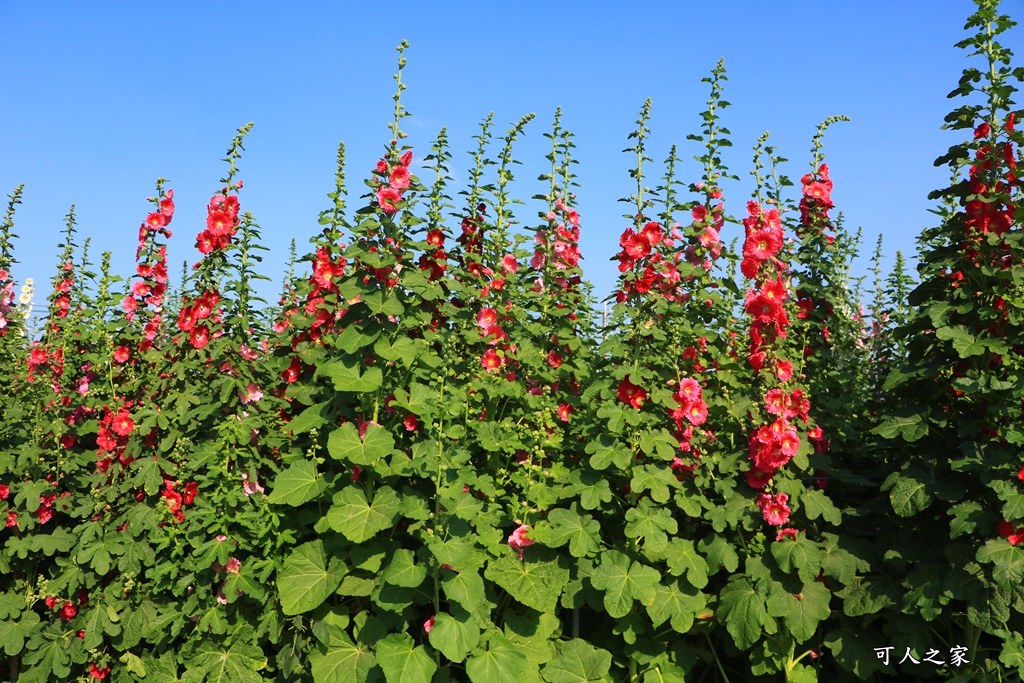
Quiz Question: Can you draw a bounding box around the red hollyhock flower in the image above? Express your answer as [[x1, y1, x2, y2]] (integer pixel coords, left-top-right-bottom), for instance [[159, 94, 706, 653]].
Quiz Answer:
[[45, 596, 57, 609], [282, 357, 302, 383], [377, 186, 401, 214], [757, 493, 791, 526], [547, 350, 563, 368], [0, 483, 8, 500], [89, 663, 111, 680], [190, 325, 210, 349], [481, 349, 503, 372], [4, 511, 17, 527], [111, 409, 134, 437], [400, 150, 413, 167], [183, 482, 198, 505], [557, 404, 573, 422], [617, 376, 647, 409], [426, 229, 445, 246], [403, 414, 418, 431], [998, 520, 1024, 546], [113, 346, 130, 364], [60, 601, 76, 621], [389, 164, 411, 190], [476, 307, 499, 333]]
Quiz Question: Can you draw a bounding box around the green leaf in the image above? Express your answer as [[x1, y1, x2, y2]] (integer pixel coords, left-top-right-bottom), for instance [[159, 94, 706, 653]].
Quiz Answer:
[[375, 633, 436, 683], [800, 489, 842, 526], [466, 634, 528, 683], [771, 536, 823, 584], [310, 640, 379, 683], [382, 549, 426, 588], [977, 540, 1024, 590], [320, 359, 383, 393], [287, 400, 331, 435], [717, 579, 771, 650], [766, 582, 831, 643], [590, 550, 660, 618], [541, 639, 613, 682], [871, 414, 927, 442], [328, 422, 396, 466], [645, 579, 705, 634], [485, 555, 569, 613], [187, 633, 267, 683], [888, 475, 931, 516], [662, 538, 709, 589], [442, 568, 485, 611], [327, 486, 402, 543], [374, 337, 421, 368], [535, 505, 601, 558], [429, 610, 480, 663], [936, 324, 988, 357], [278, 540, 346, 615], [268, 461, 328, 506], [629, 465, 679, 503], [625, 500, 678, 553], [0, 611, 38, 656], [698, 535, 739, 576]]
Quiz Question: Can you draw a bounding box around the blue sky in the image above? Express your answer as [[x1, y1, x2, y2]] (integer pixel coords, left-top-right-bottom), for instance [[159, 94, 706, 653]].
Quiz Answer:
[[2, 1, 1020, 316]]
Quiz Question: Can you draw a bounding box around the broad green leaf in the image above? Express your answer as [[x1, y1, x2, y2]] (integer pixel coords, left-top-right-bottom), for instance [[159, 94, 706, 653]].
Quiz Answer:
[[771, 536, 823, 584], [187, 635, 267, 683], [800, 489, 842, 526], [309, 640, 379, 683], [268, 461, 328, 506], [320, 359, 383, 393], [485, 555, 569, 613], [625, 500, 677, 553], [717, 579, 771, 650], [1, 611, 38, 656], [23, 633, 72, 679], [429, 610, 480, 663], [375, 633, 436, 683], [662, 538, 709, 588], [337, 324, 382, 354], [698, 535, 739, 576], [374, 336, 421, 367], [645, 579, 704, 634], [766, 582, 831, 643], [888, 476, 931, 516], [442, 569, 485, 611], [327, 486, 401, 543], [286, 400, 331, 435], [466, 634, 528, 683], [977, 539, 1024, 590], [629, 465, 679, 503], [328, 421, 396, 465], [541, 639, 613, 682], [999, 632, 1024, 677], [382, 549, 426, 588], [278, 540, 346, 615], [871, 414, 927, 442], [535, 505, 601, 558], [590, 550, 660, 618]]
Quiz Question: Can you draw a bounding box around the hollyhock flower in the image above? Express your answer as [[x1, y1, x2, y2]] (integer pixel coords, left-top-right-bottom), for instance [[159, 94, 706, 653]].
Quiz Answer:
[[400, 150, 413, 167], [508, 524, 534, 560], [426, 229, 445, 246], [113, 346, 130, 364], [0, 483, 8, 500], [45, 596, 57, 609], [775, 360, 793, 382], [183, 482, 198, 505], [481, 349, 503, 372], [29, 347, 47, 365], [389, 164, 411, 189], [5, 511, 17, 527], [111, 409, 134, 437], [776, 528, 800, 541], [764, 388, 787, 416], [60, 601, 76, 621], [530, 251, 546, 270], [476, 307, 499, 333], [1018, 465, 1024, 482], [678, 377, 702, 403], [375, 159, 388, 175], [239, 382, 263, 404], [557, 404, 573, 422], [685, 401, 709, 426], [89, 663, 111, 680], [283, 357, 302, 383], [547, 350, 563, 368], [502, 254, 519, 274], [998, 520, 1024, 546], [758, 493, 791, 526], [163, 484, 183, 514], [424, 616, 435, 633], [403, 414, 418, 431], [617, 376, 647, 409], [225, 557, 241, 574], [190, 325, 210, 349], [377, 186, 401, 214]]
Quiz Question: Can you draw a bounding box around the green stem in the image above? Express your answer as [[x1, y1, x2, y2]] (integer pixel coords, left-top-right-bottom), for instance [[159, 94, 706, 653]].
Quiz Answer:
[[705, 633, 731, 683]]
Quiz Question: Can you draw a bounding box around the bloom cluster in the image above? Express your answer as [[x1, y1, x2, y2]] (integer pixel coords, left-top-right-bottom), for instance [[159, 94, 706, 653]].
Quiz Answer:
[[177, 289, 221, 349], [375, 150, 413, 215], [535, 195, 581, 272], [123, 189, 173, 349], [797, 164, 835, 239], [196, 190, 240, 254]]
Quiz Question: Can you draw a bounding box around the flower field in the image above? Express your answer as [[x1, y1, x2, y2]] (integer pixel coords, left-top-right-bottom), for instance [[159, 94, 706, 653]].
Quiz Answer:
[[3, 1, 1024, 681]]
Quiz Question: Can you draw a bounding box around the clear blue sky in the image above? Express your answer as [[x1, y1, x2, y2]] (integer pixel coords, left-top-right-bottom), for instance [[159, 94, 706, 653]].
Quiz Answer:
[[2, 2, 1020, 315]]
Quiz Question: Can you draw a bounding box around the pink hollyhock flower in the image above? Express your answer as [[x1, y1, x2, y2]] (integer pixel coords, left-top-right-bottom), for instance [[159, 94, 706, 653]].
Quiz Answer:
[[389, 164, 411, 190], [776, 528, 800, 541], [4, 511, 17, 527], [0, 484, 8, 500], [508, 524, 534, 560], [376, 186, 401, 214], [400, 150, 413, 167], [242, 473, 264, 496], [530, 251, 546, 270], [476, 307, 499, 333], [775, 360, 793, 382], [758, 493, 791, 526], [239, 382, 263, 404], [423, 616, 435, 633], [502, 254, 519, 274], [113, 346, 130, 364], [225, 557, 241, 574]]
